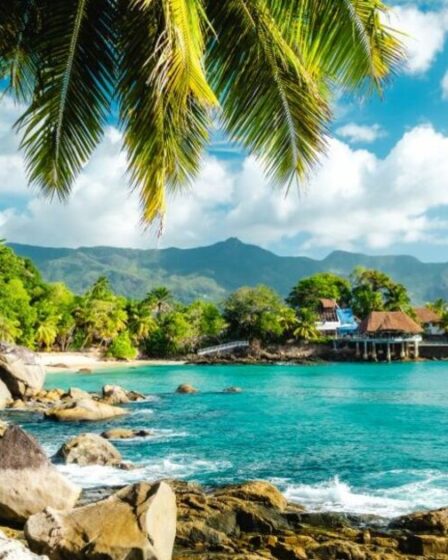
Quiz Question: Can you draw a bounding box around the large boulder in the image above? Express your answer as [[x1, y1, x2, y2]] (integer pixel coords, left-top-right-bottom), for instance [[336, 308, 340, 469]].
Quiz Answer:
[[25, 482, 177, 560], [0, 343, 45, 398], [176, 384, 198, 394], [0, 425, 80, 523], [390, 507, 448, 535], [45, 399, 128, 422], [102, 384, 130, 404], [56, 433, 123, 466], [0, 379, 12, 409], [0, 530, 48, 559]]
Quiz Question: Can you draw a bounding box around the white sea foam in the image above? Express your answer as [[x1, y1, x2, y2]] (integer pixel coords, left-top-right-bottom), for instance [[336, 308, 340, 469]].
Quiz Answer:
[[282, 472, 448, 518], [57, 455, 231, 488]]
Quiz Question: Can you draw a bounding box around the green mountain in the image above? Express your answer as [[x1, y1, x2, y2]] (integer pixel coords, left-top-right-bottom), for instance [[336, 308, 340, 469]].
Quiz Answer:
[[9, 238, 448, 304]]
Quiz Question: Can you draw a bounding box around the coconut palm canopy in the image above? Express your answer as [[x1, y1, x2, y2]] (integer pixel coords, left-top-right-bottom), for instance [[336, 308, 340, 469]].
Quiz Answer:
[[0, 1, 403, 224]]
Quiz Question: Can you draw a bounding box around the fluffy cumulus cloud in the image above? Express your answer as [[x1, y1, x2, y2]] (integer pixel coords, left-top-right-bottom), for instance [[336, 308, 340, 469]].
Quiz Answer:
[[336, 123, 386, 144], [1, 99, 448, 255], [388, 4, 448, 74]]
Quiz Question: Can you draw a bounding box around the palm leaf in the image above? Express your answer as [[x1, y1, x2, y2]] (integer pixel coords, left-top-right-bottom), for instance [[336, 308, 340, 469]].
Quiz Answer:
[[118, 0, 215, 223], [14, 0, 115, 198]]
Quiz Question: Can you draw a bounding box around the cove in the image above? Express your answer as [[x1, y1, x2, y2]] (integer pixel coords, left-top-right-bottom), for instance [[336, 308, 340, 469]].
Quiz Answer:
[[15, 361, 448, 519]]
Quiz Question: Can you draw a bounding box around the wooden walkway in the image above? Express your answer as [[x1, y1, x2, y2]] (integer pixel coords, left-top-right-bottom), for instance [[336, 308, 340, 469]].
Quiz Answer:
[[197, 341, 249, 356]]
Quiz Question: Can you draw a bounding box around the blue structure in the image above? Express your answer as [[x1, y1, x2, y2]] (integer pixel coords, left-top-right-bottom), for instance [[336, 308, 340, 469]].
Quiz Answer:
[[336, 308, 358, 335]]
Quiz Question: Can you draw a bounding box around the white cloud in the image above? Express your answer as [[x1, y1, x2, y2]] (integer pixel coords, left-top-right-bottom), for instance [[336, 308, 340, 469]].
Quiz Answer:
[[1, 97, 448, 255], [388, 5, 448, 74], [336, 123, 386, 144], [442, 70, 448, 99]]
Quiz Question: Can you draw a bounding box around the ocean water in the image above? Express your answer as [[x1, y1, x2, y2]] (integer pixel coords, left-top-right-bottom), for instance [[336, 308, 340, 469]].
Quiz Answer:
[[8, 362, 448, 518]]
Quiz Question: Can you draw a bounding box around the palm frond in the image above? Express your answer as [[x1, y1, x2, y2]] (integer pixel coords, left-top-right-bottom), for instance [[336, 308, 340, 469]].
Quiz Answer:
[[118, 0, 215, 223], [207, 0, 329, 186], [14, 0, 115, 198]]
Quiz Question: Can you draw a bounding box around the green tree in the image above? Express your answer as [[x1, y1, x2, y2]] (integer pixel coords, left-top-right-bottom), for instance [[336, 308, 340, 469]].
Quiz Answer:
[[0, 2, 402, 223], [144, 287, 174, 318], [293, 308, 320, 341], [107, 331, 137, 360], [350, 268, 411, 319], [185, 301, 227, 342], [287, 273, 351, 311], [0, 315, 21, 343], [145, 310, 195, 357], [36, 319, 58, 350], [223, 285, 290, 342]]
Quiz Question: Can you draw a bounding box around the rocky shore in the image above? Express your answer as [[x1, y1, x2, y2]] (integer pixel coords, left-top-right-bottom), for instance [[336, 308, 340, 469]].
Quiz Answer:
[[2, 343, 448, 559]]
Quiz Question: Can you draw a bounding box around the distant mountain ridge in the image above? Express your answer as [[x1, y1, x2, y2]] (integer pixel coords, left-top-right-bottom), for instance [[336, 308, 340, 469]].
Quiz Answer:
[[9, 238, 448, 304]]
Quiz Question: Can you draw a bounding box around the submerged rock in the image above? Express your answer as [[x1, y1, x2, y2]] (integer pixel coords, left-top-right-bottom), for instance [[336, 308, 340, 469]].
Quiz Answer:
[[25, 482, 177, 560], [101, 384, 146, 404], [0, 530, 48, 559], [176, 384, 198, 394], [0, 425, 80, 523], [45, 398, 127, 422], [101, 427, 153, 440], [223, 386, 242, 393], [0, 343, 45, 398], [56, 433, 123, 467]]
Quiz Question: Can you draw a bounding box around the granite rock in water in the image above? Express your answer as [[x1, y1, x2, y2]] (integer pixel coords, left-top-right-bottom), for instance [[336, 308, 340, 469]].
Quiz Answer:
[[0, 425, 80, 523], [45, 398, 128, 421], [0, 343, 45, 398], [56, 433, 123, 466], [176, 384, 198, 394], [25, 482, 177, 560], [101, 427, 153, 440]]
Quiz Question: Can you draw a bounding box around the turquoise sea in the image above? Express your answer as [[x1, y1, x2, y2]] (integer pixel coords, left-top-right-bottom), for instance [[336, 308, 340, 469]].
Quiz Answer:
[[10, 362, 448, 518]]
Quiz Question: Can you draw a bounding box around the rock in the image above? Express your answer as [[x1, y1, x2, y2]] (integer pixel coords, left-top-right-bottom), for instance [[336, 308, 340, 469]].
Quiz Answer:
[[0, 425, 80, 523], [127, 390, 146, 401], [176, 384, 198, 394], [77, 367, 92, 373], [0, 530, 48, 559], [10, 399, 26, 410], [56, 433, 123, 466], [0, 379, 12, 409], [101, 428, 153, 440], [214, 481, 288, 511], [400, 534, 448, 555], [25, 481, 177, 560], [223, 386, 242, 393], [102, 384, 130, 404], [390, 507, 448, 535], [64, 387, 92, 401], [0, 343, 46, 398], [45, 398, 128, 422]]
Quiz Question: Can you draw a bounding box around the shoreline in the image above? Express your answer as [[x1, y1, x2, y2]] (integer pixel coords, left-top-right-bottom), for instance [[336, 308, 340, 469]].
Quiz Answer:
[[37, 351, 186, 373]]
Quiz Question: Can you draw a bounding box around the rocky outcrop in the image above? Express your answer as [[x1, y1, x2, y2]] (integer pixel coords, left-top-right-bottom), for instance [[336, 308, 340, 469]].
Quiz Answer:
[[25, 482, 177, 560], [0, 379, 12, 409], [390, 507, 448, 535], [56, 433, 123, 466], [45, 398, 128, 422], [101, 428, 153, 440], [0, 530, 48, 559], [0, 425, 80, 523], [101, 385, 144, 405], [176, 384, 198, 394], [0, 343, 45, 398]]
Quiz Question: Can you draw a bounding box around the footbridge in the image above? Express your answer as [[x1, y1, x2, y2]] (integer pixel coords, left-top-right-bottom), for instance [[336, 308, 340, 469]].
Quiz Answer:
[[197, 340, 250, 356]]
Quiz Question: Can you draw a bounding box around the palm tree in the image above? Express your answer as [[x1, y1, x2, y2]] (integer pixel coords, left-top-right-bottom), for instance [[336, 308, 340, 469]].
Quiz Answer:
[[293, 308, 320, 341], [36, 320, 58, 350], [0, 1, 402, 223], [144, 287, 173, 317], [0, 315, 21, 344]]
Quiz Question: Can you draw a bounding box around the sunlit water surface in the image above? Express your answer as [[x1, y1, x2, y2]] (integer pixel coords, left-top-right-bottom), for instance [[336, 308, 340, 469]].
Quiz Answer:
[[8, 362, 448, 518]]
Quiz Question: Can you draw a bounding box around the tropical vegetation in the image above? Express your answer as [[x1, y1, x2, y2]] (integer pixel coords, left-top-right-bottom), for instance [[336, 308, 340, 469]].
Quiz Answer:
[[0, 1, 402, 224], [1, 244, 445, 358]]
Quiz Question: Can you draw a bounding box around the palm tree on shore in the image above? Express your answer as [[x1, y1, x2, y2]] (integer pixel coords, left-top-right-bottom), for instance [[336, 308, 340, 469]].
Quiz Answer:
[[0, 1, 403, 223]]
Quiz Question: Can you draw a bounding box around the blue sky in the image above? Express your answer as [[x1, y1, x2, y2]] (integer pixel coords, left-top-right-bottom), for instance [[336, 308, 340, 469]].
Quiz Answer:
[[1, 1, 448, 261]]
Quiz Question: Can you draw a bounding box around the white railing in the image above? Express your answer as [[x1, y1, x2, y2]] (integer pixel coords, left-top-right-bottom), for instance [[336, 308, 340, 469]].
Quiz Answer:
[[197, 340, 250, 356]]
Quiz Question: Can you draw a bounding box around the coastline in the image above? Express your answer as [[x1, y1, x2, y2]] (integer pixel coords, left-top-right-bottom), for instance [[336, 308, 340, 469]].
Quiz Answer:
[[37, 351, 186, 373]]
